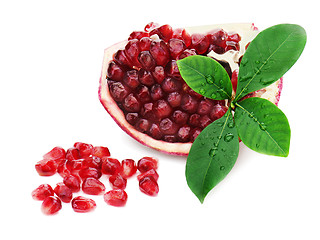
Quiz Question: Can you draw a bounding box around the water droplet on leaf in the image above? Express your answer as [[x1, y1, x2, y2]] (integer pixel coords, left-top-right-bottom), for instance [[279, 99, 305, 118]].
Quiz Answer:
[[220, 166, 225, 171], [199, 88, 206, 95], [224, 133, 234, 142], [206, 75, 214, 84], [209, 148, 216, 157]]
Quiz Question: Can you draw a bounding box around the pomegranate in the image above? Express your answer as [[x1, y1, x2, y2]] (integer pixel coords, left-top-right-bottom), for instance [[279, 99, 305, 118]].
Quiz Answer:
[[99, 23, 283, 155]]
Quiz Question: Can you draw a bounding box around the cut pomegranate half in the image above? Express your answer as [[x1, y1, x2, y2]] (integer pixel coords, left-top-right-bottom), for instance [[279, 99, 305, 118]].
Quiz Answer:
[[99, 23, 283, 155]]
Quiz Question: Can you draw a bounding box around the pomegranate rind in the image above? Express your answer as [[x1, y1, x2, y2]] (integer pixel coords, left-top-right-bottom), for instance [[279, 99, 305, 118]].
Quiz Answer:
[[99, 23, 282, 155]]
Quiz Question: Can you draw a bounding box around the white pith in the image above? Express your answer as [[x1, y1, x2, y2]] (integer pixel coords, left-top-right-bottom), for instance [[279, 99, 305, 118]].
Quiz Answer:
[[99, 23, 282, 155]]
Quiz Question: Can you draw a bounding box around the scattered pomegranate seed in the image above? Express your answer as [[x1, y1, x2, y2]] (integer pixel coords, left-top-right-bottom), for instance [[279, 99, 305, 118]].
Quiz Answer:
[[120, 159, 137, 178], [92, 146, 110, 159], [79, 167, 102, 180], [71, 196, 96, 213], [137, 169, 159, 182], [82, 177, 106, 195], [66, 158, 83, 173], [137, 157, 158, 173], [74, 142, 93, 158], [54, 183, 73, 203], [101, 157, 121, 175], [63, 174, 81, 193], [43, 146, 66, 164], [41, 196, 62, 215], [109, 174, 127, 190], [57, 161, 71, 178], [104, 189, 128, 207], [35, 159, 58, 176], [139, 176, 159, 196], [32, 184, 54, 201], [66, 147, 81, 161], [82, 156, 102, 169]]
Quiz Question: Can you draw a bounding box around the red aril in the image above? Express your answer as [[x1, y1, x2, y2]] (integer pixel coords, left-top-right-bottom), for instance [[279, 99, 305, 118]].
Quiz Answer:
[[101, 157, 121, 175], [139, 176, 159, 196], [137, 169, 159, 182], [35, 159, 58, 176], [79, 167, 102, 180], [66, 147, 81, 161], [71, 196, 96, 213], [92, 146, 110, 159], [32, 184, 54, 201], [43, 146, 66, 164], [63, 174, 81, 193], [82, 177, 105, 195], [54, 183, 73, 203], [104, 189, 128, 207], [120, 159, 137, 178], [74, 142, 93, 158], [109, 174, 127, 190], [57, 161, 71, 178], [137, 157, 158, 173], [41, 196, 62, 215]]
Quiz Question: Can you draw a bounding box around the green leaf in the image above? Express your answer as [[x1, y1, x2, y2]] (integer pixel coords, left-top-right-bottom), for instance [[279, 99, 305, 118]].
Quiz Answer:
[[234, 97, 291, 157], [177, 55, 232, 100], [186, 109, 239, 203], [235, 24, 307, 101]]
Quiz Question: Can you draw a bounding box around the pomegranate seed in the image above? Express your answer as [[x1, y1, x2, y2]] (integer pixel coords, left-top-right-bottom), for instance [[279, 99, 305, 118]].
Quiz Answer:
[[71, 196, 96, 213], [123, 69, 139, 89], [150, 40, 170, 66], [134, 86, 149, 104], [178, 48, 197, 59], [101, 157, 121, 175], [150, 84, 164, 101], [181, 94, 198, 113], [123, 93, 141, 113], [172, 28, 191, 47], [92, 146, 110, 159], [109, 81, 130, 102], [57, 161, 71, 178], [43, 146, 66, 164], [79, 167, 102, 180], [66, 147, 81, 161], [120, 159, 137, 178], [137, 157, 158, 173], [74, 142, 93, 158], [35, 159, 58, 176], [199, 115, 212, 128], [82, 156, 102, 169], [210, 104, 228, 120], [139, 176, 159, 196], [138, 51, 156, 70], [135, 118, 150, 133], [150, 24, 173, 42], [109, 174, 127, 190], [197, 99, 214, 115], [227, 33, 241, 42], [190, 127, 202, 142], [159, 118, 179, 135], [139, 37, 152, 51], [128, 31, 149, 40], [41, 196, 62, 215], [32, 184, 54, 201], [191, 33, 210, 54], [107, 61, 124, 81], [226, 41, 240, 51], [144, 22, 159, 32], [189, 113, 201, 126], [161, 77, 182, 93], [63, 174, 81, 193], [104, 189, 128, 207], [114, 49, 133, 68], [148, 123, 163, 140], [126, 112, 139, 125], [152, 66, 165, 83], [137, 169, 159, 181], [177, 126, 191, 142], [138, 69, 155, 86], [54, 183, 73, 203], [167, 92, 182, 108], [153, 99, 172, 119], [125, 39, 141, 67], [172, 110, 189, 125], [66, 159, 83, 173], [231, 69, 238, 92], [168, 38, 186, 59], [82, 177, 105, 195], [140, 103, 154, 119]]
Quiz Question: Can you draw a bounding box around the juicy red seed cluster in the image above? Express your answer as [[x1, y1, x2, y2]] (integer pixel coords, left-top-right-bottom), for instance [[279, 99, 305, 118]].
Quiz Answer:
[[107, 23, 237, 143], [32, 144, 159, 214]]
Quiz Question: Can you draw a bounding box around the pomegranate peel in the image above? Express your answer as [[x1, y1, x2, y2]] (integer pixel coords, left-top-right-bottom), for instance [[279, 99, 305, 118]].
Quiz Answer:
[[99, 23, 283, 155]]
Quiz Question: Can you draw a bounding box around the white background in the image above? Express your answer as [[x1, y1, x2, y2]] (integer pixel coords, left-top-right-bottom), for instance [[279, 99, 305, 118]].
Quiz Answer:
[[1, 0, 319, 239]]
